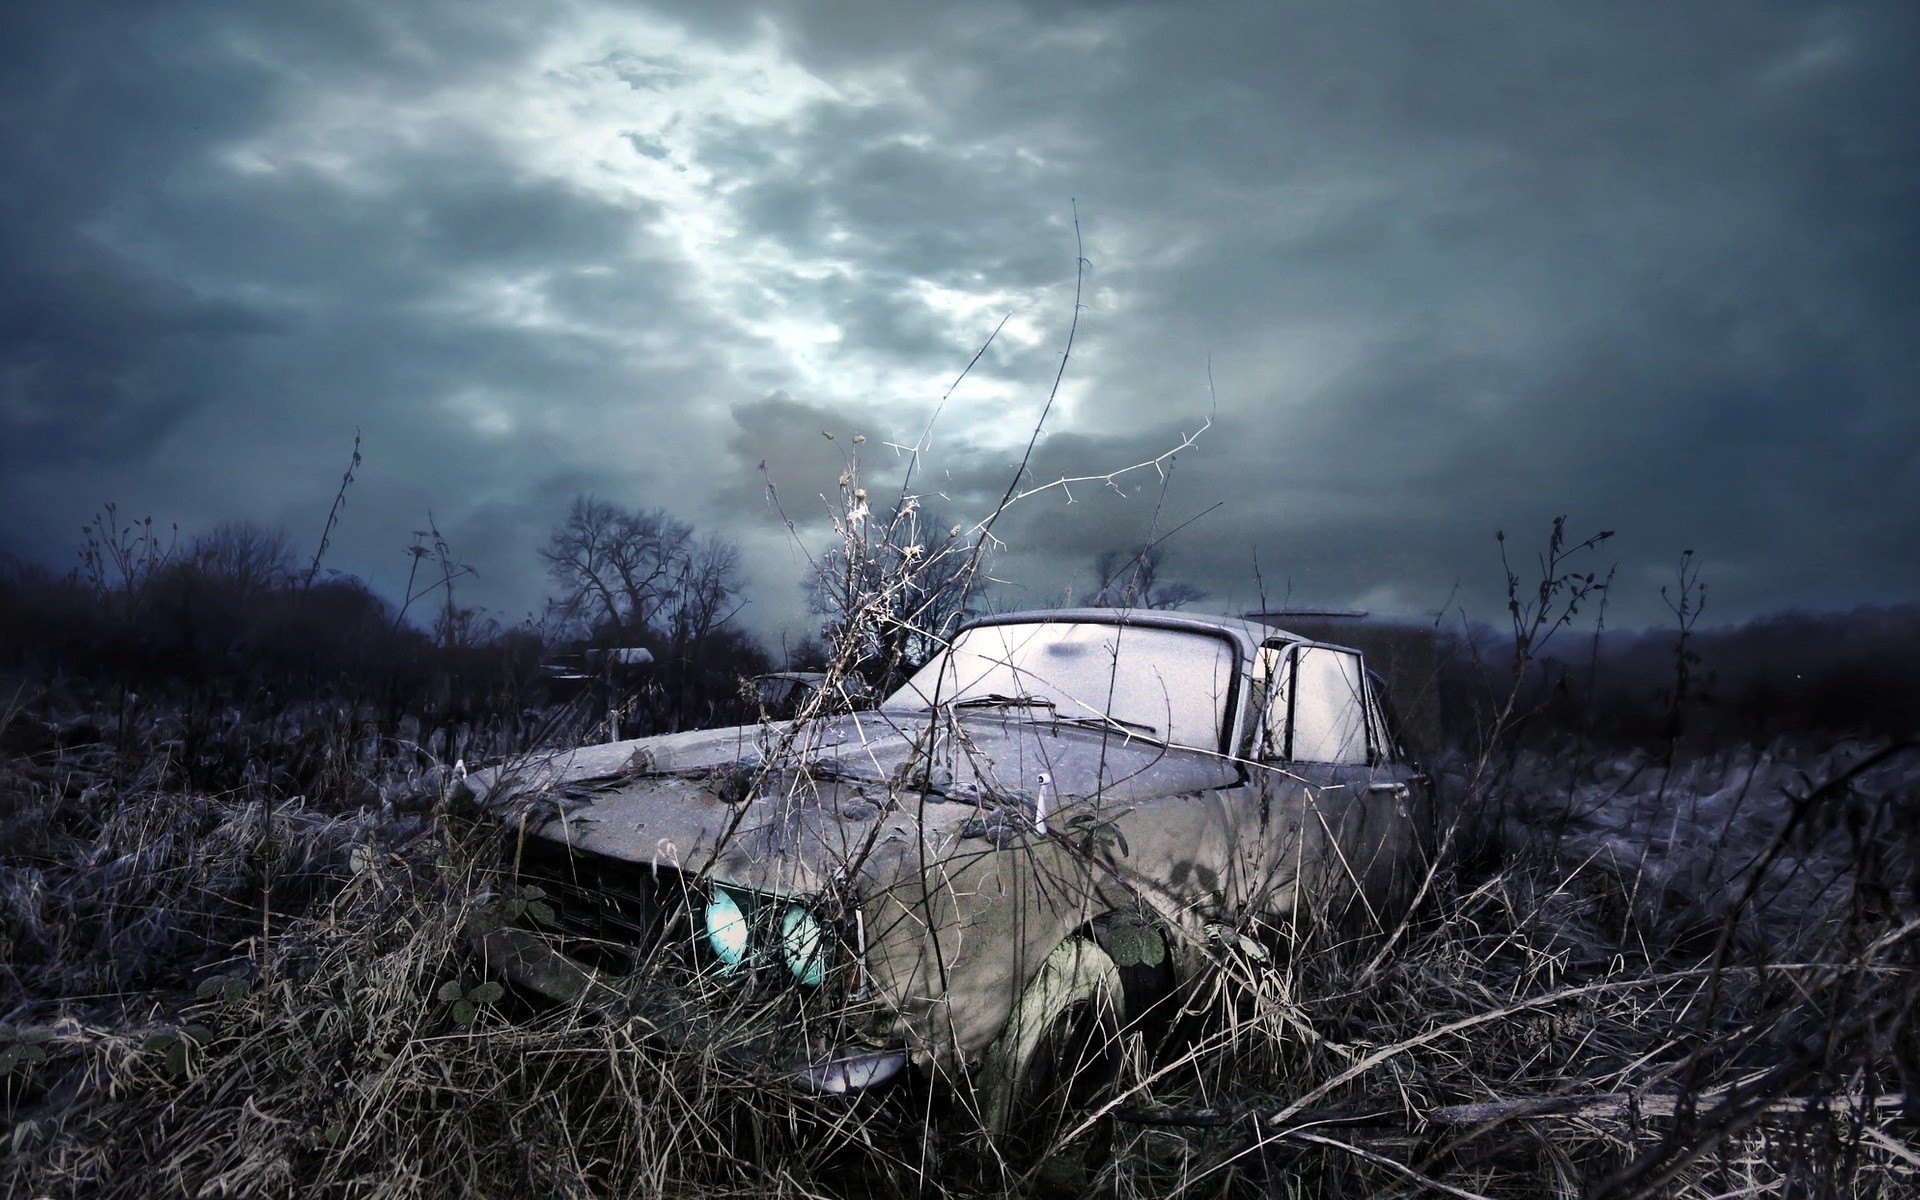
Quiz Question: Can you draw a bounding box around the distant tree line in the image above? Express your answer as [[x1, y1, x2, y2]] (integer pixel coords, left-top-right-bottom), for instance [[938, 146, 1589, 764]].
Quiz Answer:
[[5, 493, 1912, 765], [0, 495, 776, 775], [1437, 603, 1920, 752]]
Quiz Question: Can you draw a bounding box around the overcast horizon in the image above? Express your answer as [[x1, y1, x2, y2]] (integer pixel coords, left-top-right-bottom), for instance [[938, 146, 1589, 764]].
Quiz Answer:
[[4, 1, 1916, 650]]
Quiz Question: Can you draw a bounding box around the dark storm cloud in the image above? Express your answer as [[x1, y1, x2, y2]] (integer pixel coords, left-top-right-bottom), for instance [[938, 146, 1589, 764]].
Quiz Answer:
[[0, 0, 743, 614], [1, 2, 273, 472], [716, 0, 1920, 624], [721, 392, 900, 518], [3, 0, 1915, 644], [732, 127, 1058, 286]]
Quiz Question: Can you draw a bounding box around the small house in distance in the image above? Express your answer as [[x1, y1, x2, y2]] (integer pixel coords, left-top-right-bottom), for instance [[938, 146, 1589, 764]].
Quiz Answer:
[[1244, 609, 1442, 758]]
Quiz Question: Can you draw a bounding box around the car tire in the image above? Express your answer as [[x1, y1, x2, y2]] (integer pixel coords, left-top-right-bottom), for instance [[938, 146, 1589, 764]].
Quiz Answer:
[[976, 936, 1128, 1178]]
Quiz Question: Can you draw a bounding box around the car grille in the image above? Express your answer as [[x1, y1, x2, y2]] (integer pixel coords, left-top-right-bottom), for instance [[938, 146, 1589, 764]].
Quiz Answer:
[[507, 837, 691, 976]]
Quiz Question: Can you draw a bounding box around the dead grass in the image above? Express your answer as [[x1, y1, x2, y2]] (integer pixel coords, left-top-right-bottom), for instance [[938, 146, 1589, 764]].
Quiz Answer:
[[4, 689, 1916, 1199], [1090, 740, 1920, 1199], [0, 707, 939, 1199]]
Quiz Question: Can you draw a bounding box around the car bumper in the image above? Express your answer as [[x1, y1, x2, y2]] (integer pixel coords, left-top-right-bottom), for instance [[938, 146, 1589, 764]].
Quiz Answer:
[[474, 925, 907, 1094]]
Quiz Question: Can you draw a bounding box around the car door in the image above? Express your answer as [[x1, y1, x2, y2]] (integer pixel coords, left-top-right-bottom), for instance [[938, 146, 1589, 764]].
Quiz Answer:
[[1354, 667, 1435, 920], [1245, 641, 1383, 934]]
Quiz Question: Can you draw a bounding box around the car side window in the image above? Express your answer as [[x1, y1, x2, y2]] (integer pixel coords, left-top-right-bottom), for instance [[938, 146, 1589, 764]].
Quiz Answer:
[[1278, 646, 1370, 765]]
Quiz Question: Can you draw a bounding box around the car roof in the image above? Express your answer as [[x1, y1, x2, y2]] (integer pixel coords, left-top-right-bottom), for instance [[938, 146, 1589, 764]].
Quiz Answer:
[[957, 607, 1341, 657]]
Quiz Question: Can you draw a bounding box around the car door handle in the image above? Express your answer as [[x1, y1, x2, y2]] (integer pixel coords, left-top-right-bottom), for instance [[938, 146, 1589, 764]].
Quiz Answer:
[[1368, 780, 1414, 816]]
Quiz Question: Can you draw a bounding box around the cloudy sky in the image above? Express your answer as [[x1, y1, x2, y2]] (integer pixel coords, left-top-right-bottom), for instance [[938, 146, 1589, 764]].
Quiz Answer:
[[4, 0, 1915, 648]]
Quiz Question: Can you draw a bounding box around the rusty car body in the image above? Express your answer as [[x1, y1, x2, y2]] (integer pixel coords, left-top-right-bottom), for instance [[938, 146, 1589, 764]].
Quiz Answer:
[[462, 608, 1435, 1132]]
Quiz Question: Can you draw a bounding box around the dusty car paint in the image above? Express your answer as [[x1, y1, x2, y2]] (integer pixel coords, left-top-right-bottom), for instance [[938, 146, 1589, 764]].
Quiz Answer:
[[464, 609, 1435, 1080]]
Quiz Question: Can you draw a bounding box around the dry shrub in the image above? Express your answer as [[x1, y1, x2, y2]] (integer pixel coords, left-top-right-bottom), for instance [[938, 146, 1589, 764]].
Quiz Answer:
[[0, 712, 942, 1200]]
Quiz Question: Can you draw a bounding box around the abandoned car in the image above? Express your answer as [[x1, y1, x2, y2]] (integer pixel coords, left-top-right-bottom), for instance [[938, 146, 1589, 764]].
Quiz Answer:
[[462, 608, 1435, 1140], [750, 670, 873, 719]]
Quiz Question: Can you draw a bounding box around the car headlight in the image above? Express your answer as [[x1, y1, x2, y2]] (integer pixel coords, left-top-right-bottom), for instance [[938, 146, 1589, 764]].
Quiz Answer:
[[704, 887, 750, 973], [780, 903, 830, 987]]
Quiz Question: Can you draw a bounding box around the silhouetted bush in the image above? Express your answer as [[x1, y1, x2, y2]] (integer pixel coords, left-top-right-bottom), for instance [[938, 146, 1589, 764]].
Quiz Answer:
[[0, 529, 772, 788], [1437, 603, 1920, 755]]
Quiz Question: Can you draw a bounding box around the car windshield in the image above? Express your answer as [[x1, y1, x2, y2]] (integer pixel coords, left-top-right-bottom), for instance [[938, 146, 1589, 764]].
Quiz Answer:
[[881, 620, 1238, 752]]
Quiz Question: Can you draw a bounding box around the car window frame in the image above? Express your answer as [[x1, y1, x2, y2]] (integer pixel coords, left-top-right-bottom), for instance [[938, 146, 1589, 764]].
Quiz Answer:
[[1253, 640, 1381, 766], [1363, 669, 1400, 767], [883, 618, 1251, 758]]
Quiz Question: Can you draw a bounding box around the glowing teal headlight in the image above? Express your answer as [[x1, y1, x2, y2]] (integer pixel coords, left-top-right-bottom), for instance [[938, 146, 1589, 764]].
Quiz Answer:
[[780, 904, 830, 987], [704, 888, 750, 972]]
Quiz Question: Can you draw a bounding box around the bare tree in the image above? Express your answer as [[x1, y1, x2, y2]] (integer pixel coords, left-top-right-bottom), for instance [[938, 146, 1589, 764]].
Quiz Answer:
[[189, 522, 293, 596], [806, 494, 975, 688], [1083, 544, 1208, 610], [666, 532, 745, 653], [540, 496, 697, 639]]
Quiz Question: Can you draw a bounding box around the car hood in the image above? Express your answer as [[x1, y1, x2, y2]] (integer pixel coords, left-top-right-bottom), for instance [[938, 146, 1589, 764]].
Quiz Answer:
[[465, 710, 1240, 897]]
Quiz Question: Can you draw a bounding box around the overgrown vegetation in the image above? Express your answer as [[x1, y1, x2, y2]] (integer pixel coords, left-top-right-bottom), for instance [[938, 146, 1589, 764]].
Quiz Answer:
[[1089, 525, 1920, 1198], [4, 290, 1919, 1195], [0, 485, 775, 781], [5, 500, 1918, 1197]]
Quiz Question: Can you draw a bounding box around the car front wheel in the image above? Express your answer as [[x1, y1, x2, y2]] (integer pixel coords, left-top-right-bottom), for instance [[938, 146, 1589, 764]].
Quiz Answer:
[[975, 936, 1128, 1180]]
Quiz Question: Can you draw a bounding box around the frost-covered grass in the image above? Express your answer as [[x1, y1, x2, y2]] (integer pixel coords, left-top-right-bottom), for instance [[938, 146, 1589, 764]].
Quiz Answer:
[[1098, 739, 1920, 1197], [1492, 742, 1920, 959], [3, 683, 1917, 1198], [0, 699, 913, 1200]]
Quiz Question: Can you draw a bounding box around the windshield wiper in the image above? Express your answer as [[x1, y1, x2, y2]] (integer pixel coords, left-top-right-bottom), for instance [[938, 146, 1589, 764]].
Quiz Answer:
[[951, 693, 1057, 712], [1053, 713, 1158, 737]]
